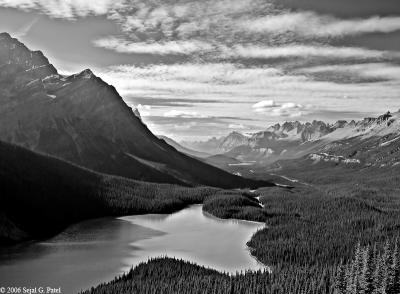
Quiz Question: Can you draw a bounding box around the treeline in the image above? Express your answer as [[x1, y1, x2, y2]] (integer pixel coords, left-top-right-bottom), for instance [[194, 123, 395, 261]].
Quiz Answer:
[[336, 239, 400, 294], [80, 163, 400, 294], [0, 141, 220, 244], [81, 257, 337, 294], [202, 191, 267, 222], [249, 181, 400, 268], [80, 239, 400, 294]]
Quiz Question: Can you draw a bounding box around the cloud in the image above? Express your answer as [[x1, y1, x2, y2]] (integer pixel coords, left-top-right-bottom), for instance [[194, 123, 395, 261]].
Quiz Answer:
[[14, 17, 39, 37], [93, 36, 215, 55], [252, 100, 277, 109], [228, 44, 391, 60], [126, 97, 226, 108], [96, 63, 288, 99], [163, 110, 208, 118], [241, 12, 400, 38], [228, 123, 246, 129], [0, 0, 124, 18], [95, 62, 400, 124], [109, 0, 271, 37], [136, 104, 152, 117], [252, 100, 311, 117], [93, 37, 395, 62], [2, 0, 400, 140], [299, 63, 400, 82]]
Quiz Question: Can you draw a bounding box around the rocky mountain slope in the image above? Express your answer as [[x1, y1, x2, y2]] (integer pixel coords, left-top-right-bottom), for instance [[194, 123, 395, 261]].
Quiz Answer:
[[184, 111, 400, 169], [306, 111, 400, 168], [0, 32, 270, 189], [252, 111, 400, 179], [183, 121, 335, 164], [181, 136, 226, 155]]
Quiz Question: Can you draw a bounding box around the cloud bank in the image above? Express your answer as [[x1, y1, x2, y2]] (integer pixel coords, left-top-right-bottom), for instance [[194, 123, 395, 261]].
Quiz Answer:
[[2, 0, 400, 140], [241, 12, 400, 38], [252, 100, 311, 117], [0, 0, 124, 18]]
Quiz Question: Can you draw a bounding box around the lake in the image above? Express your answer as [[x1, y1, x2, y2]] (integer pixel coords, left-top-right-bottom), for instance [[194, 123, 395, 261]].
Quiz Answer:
[[0, 205, 265, 293]]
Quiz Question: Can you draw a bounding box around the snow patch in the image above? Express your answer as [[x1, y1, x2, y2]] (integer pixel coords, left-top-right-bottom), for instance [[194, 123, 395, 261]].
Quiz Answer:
[[228, 162, 255, 166], [380, 136, 400, 147], [309, 153, 360, 164]]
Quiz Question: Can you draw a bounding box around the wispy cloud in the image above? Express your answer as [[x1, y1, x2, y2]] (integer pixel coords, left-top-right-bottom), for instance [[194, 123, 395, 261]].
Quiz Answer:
[[136, 104, 152, 117], [93, 36, 215, 55], [95, 61, 400, 129], [126, 97, 226, 108], [3, 0, 399, 139], [299, 63, 400, 82], [227, 44, 393, 60], [14, 17, 39, 37], [252, 100, 312, 117], [0, 0, 125, 18], [228, 123, 246, 129], [163, 110, 208, 118], [241, 12, 400, 38]]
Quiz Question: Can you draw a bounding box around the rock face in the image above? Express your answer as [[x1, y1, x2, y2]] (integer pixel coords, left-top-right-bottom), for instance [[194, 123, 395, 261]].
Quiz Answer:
[[219, 132, 251, 152], [271, 111, 400, 172], [0, 32, 270, 188], [184, 112, 400, 167], [184, 121, 336, 163]]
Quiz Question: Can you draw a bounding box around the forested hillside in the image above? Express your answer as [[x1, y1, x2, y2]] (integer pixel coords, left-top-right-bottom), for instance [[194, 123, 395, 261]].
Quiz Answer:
[[0, 140, 222, 244], [80, 238, 400, 294], [81, 160, 400, 293], [80, 257, 337, 294], [336, 239, 400, 293]]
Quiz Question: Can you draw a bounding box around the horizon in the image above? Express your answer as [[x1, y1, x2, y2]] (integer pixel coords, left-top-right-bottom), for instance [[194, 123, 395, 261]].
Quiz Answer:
[[173, 108, 399, 143], [0, 0, 399, 141]]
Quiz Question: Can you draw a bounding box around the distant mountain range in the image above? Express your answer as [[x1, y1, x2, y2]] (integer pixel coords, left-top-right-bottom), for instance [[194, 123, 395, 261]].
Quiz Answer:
[[181, 111, 400, 168], [288, 111, 400, 170], [158, 135, 210, 158], [0, 32, 270, 189]]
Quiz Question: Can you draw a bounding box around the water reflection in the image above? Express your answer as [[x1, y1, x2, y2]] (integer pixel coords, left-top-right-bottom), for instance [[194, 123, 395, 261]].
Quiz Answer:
[[121, 205, 265, 274], [0, 205, 265, 293]]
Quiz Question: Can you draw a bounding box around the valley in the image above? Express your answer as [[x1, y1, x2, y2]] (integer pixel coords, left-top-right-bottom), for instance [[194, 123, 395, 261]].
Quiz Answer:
[[178, 111, 400, 175], [1, 30, 400, 294]]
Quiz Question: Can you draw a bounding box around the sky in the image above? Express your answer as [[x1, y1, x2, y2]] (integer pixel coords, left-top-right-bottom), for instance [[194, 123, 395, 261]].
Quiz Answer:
[[0, 0, 400, 141]]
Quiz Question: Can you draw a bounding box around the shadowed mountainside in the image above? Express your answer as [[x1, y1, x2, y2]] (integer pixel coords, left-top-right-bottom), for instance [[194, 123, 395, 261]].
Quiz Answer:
[[0, 32, 271, 189], [0, 140, 225, 245]]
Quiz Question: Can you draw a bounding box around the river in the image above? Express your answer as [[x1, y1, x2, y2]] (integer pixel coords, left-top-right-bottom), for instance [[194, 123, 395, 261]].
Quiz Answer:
[[0, 205, 265, 293]]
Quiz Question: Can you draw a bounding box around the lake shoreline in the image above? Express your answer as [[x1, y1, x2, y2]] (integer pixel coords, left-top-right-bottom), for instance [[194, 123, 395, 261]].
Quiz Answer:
[[0, 203, 267, 293]]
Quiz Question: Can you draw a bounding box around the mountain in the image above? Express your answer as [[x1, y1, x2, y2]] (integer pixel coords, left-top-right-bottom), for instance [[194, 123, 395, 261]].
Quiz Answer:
[[158, 135, 210, 158], [184, 121, 335, 164], [157, 135, 243, 169], [304, 111, 400, 168], [0, 32, 270, 189], [0, 140, 228, 244], [255, 110, 400, 181], [203, 154, 242, 169], [180, 136, 226, 154], [185, 111, 400, 171]]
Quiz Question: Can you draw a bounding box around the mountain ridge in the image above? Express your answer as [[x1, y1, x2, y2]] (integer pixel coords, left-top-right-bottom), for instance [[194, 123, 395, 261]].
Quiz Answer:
[[182, 111, 399, 165], [0, 32, 271, 189], [0, 139, 227, 244]]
